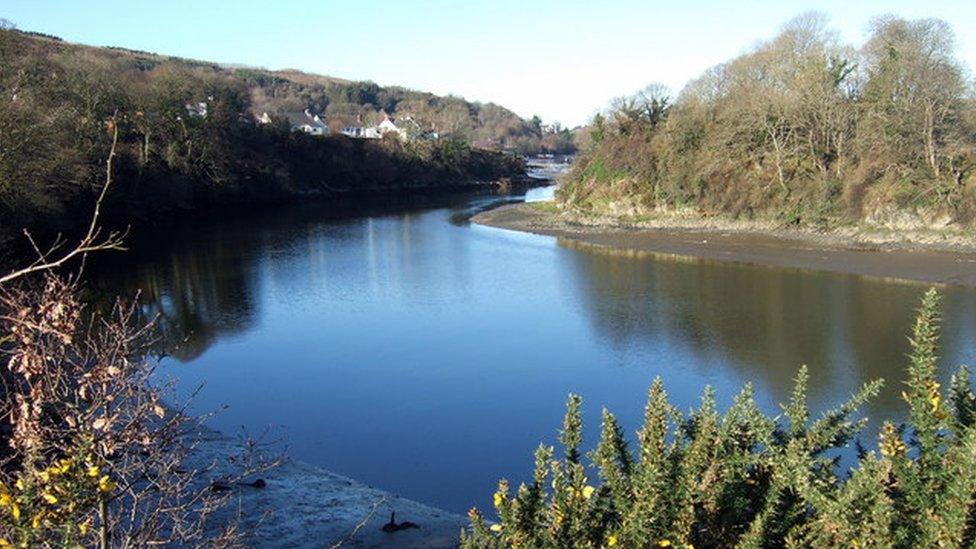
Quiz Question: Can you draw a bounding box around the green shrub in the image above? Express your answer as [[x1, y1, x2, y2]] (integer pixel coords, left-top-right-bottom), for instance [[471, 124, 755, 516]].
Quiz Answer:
[[463, 289, 976, 547]]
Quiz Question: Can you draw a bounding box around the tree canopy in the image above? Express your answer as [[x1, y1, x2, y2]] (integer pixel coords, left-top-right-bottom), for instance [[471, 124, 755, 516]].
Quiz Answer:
[[565, 14, 976, 227]]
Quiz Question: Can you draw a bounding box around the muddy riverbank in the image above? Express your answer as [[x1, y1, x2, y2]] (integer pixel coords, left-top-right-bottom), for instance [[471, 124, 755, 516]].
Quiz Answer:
[[473, 203, 976, 287]]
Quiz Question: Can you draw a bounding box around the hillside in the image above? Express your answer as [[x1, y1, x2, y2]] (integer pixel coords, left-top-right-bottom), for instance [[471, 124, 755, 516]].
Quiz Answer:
[[8, 28, 572, 154], [561, 15, 976, 231], [246, 68, 576, 153], [0, 28, 544, 247]]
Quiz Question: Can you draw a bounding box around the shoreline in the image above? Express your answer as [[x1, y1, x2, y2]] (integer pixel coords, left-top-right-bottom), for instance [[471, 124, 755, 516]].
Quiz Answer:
[[0, 175, 549, 264], [194, 427, 466, 548], [472, 203, 976, 287]]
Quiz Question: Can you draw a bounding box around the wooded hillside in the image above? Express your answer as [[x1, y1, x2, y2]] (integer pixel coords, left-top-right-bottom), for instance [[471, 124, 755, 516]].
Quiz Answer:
[[0, 28, 535, 246], [563, 15, 976, 229]]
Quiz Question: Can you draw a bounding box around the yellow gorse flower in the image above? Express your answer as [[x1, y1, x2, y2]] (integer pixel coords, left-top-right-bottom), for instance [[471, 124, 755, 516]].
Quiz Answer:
[[879, 423, 908, 458], [56, 459, 73, 474], [658, 540, 672, 547], [607, 534, 618, 546], [489, 523, 502, 533], [98, 475, 115, 494], [568, 485, 597, 500], [880, 438, 907, 457], [552, 507, 564, 527], [493, 492, 504, 508]]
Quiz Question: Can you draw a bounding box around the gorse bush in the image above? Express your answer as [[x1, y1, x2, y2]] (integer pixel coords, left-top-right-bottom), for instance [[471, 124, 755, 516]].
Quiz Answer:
[[463, 289, 976, 547]]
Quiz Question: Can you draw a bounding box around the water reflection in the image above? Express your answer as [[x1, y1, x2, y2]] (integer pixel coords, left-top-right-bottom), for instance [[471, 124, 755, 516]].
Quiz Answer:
[[86, 189, 976, 513], [558, 238, 976, 422]]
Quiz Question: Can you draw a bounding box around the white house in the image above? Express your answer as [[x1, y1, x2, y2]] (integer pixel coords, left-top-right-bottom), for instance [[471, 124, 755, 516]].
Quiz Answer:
[[283, 110, 329, 136], [329, 115, 381, 139], [377, 116, 403, 138], [339, 125, 380, 139], [377, 114, 439, 140]]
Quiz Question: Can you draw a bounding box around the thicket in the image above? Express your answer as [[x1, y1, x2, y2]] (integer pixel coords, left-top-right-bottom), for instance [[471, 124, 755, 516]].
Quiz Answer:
[[0, 137, 275, 547], [0, 29, 526, 246], [464, 289, 976, 548], [563, 15, 976, 228], [0, 276, 269, 548]]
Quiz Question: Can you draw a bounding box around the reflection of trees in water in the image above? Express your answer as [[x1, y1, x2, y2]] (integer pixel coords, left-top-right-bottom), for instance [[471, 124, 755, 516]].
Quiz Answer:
[[559, 239, 976, 420], [86, 190, 504, 361], [90, 222, 262, 362]]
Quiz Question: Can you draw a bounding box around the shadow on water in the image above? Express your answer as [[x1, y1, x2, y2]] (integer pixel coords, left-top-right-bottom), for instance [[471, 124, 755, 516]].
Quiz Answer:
[[87, 190, 512, 359]]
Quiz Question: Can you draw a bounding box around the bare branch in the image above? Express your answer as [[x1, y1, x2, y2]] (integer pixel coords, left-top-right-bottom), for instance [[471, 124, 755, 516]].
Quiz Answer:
[[0, 117, 126, 285], [329, 496, 388, 549]]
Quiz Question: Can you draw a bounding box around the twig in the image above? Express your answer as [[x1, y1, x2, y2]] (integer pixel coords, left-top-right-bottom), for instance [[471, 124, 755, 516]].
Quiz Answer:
[[0, 117, 126, 285], [329, 496, 388, 549]]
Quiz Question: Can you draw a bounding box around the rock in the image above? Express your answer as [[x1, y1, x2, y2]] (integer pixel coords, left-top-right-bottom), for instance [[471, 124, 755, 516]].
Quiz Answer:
[[381, 511, 420, 533]]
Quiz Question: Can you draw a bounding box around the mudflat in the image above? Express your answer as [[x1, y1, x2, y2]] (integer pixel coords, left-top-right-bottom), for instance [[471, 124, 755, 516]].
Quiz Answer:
[[473, 203, 976, 287]]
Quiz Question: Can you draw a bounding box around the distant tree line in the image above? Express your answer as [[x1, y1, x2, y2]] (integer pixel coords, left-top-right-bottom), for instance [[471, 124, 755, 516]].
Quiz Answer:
[[564, 14, 976, 227], [0, 29, 527, 247]]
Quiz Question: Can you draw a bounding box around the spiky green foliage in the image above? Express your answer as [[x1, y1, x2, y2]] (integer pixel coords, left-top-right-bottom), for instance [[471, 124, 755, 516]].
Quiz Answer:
[[462, 289, 976, 548]]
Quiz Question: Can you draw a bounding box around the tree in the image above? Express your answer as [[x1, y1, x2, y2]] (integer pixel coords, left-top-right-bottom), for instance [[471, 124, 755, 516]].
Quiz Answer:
[[859, 16, 967, 179], [529, 115, 542, 132], [608, 83, 671, 134], [562, 14, 976, 226]]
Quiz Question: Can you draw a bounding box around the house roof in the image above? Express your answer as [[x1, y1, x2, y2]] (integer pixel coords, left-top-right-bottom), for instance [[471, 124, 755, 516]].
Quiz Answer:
[[327, 114, 367, 128], [280, 110, 327, 129]]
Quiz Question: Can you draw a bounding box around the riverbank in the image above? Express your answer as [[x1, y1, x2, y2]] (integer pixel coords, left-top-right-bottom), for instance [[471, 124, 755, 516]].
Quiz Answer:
[[193, 428, 466, 548], [0, 175, 547, 265], [473, 202, 976, 287]]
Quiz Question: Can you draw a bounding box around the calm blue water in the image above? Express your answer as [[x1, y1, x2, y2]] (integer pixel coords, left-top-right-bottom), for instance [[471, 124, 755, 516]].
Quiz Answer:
[[91, 187, 976, 514]]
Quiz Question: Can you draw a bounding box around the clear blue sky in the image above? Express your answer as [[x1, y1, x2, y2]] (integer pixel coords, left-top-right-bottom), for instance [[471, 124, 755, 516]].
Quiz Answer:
[[3, 0, 975, 126]]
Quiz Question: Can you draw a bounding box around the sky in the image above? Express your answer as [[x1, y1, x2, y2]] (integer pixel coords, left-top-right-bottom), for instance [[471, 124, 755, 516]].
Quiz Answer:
[[3, 0, 975, 127]]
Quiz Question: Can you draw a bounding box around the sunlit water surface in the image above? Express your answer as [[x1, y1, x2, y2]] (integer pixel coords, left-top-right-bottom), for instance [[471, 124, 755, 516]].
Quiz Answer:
[[89, 186, 976, 513]]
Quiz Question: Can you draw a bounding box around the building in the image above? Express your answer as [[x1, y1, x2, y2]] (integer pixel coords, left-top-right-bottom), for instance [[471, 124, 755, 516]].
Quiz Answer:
[[328, 115, 380, 139], [378, 114, 440, 141], [259, 108, 439, 141], [377, 115, 406, 139], [282, 110, 330, 136]]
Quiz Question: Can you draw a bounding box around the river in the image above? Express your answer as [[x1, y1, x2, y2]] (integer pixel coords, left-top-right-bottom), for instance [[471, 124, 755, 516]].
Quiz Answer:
[[88, 186, 976, 515]]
